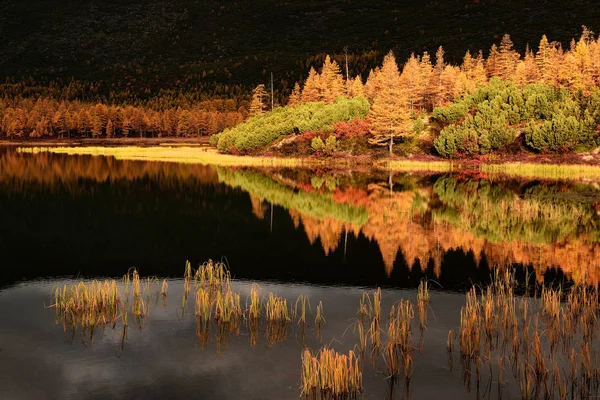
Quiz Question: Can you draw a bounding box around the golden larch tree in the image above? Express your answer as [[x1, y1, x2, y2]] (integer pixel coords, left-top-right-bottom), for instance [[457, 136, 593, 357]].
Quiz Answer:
[[301, 68, 321, 103], [367, 51, 413, 154], [419, 52, 434, 108], [514, 49, 540, 86], [535, 35, 553, 83], [288, 82, 302, 107], [498, 34, 519, 81], [348, 76, 364, 98], [321, 55, 346, 102], [249, 84, 268, 117], [400, 54, 424, 110], [363, 67, 382, 102], [486, 44, 501, 78]]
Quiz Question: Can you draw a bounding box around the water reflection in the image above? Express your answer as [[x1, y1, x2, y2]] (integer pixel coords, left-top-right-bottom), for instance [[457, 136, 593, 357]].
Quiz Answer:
[[217, 165, 600, 285], [0, 149, 598, 288]]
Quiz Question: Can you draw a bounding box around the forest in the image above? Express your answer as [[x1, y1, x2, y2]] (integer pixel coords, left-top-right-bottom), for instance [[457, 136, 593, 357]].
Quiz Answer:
[[2, 29, 600, 158]]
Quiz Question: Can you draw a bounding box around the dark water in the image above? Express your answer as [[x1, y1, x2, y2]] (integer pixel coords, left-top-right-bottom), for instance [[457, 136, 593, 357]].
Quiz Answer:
[[0, 148, 599, 399]]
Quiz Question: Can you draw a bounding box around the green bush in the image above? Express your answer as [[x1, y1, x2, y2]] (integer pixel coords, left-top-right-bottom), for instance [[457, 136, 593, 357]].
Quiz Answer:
[[311, 136, 325, 151], [525, 111, 597, 152], [412, 116, 425, 134], [433, 79, 600, 157], [432, 102, 469, 123], [325, 135, 337, 153], [215, 97, 370, 153]]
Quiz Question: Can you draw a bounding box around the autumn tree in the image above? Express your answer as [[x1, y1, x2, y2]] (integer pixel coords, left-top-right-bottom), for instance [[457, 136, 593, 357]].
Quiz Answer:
[[288, 82, 301, 107], [320, 55, 346, 102], [535, 35, 553, 83], [486, 44, 501, 78], [302, 68, 321, 103], [177, 110, 192, 136], [347, 77, 364, 98], [514, 49, 540, 86], [498, 34, 519, 80], [400, 54, 424, 110], [367, 51, 413, 154], [249, 84, 268, 117], [363, 67, 382, 102]]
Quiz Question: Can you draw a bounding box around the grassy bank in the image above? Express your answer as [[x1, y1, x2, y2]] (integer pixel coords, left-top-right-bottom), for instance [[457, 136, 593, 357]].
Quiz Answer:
[[482, 163, 600, 181], [18, 146, 356, 169], [14, 145, 600, 179]]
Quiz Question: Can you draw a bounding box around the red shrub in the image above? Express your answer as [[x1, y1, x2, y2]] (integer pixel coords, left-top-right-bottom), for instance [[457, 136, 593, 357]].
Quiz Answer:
[[334, 118, 370, 140]]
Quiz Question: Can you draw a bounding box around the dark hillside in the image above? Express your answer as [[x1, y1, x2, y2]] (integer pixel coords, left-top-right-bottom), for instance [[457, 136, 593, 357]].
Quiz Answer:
[[1, 0, 598, 98]]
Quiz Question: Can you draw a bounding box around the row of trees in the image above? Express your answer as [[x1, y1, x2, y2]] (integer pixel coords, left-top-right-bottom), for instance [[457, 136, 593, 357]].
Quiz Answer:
[[289, 29, 600, 112], [0, 98, 244, 138]]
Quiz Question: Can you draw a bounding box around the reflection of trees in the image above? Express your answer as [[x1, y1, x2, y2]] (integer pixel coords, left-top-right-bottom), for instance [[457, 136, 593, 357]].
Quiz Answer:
[[217, 168, 369, 226], [0, 151, 218, 190], [432, 176, 600, 244], [225, 169, 600, 285]]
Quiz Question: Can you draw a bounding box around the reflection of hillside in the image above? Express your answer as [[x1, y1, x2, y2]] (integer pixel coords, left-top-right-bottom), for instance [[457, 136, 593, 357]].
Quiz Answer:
[[229, 169, 600, 285]]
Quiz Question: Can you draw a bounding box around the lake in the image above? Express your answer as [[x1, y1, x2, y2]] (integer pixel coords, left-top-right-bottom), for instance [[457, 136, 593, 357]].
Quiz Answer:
[[1, 147, 599, 399]]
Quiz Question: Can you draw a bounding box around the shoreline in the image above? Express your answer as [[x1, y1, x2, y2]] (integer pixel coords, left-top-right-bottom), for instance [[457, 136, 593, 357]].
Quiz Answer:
[[6, 140, 600, 180]]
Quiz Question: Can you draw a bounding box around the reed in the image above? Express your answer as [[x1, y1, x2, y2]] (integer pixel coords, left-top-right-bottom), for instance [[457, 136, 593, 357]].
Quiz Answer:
[[447, 330, 454, 352], [356, 320, 367, 353], [52, 280, 121, 329], [300, 348, 320, 397], [358, 292, 370, 321], [312, 347, 362, 397], [132, 296, 148, 319], [417, 279, 430, 304], [265, 293, 290, 323], [214, 287, 242, 324], [294, 294, 310, 326], [417, 298, 427, 330], [315, 301, 325, 327], [161, 279, 168, 297], [454, 269, 600, 399], [184, 260, 192, 298], [246, 284, 261, 320], [373, 288, 382, 322], [459, 287, 481, 358], [383, 300, 415, 379], [194, 288, 212, 324], [194, 260, 231, 290], [417, 279, 430, 330]]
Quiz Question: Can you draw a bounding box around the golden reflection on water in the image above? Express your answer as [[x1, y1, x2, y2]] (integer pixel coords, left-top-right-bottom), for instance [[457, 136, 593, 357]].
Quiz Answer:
[[2, 150, 599, 285]]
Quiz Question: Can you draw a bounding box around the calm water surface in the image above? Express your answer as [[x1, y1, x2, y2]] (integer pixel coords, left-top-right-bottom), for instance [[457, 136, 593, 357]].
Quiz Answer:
[[1, 148, 599, 399]]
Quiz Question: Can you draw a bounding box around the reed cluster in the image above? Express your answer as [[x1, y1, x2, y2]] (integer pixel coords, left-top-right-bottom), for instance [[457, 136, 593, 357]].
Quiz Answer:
[[51, 267, 163, 345], [185, 261, 325, 349], [52, 280, 121, 329], [453, 268, 600, 398], [383, 300, 415, 379], [301, 347, 362, 398]]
